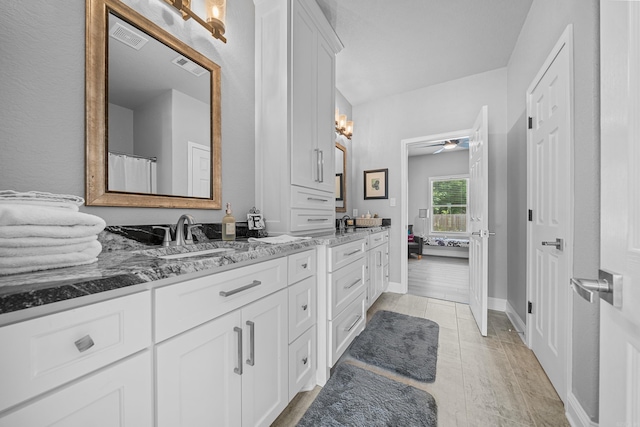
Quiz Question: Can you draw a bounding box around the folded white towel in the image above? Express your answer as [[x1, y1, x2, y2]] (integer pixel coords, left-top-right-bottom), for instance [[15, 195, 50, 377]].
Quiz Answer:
[[0, 200, 79, 211], [0, 235, 97, 248], [247, 235, 312, 244], [0, 205, 106, 238], [0, 240, 102, 276], [0, 240, 101, 257], [0, 190, 85, 206]]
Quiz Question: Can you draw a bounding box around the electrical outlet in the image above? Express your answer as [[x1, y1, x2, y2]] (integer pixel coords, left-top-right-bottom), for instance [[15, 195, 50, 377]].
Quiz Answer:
[[353, 209, 358, 217], [390, 198, 396, 206]]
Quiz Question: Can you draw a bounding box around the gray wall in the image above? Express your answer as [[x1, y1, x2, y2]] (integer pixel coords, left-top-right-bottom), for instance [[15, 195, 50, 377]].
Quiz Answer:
[[350, 67, 509, 300], [407, 150, 469, 236], [505, 0, 600, 420], [0, 0, 255, 225]]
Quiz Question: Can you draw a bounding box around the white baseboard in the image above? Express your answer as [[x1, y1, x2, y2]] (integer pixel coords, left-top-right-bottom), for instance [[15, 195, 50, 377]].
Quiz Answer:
[[566, 392, 598, 427], [505, 300, 527, 344], [386, 281, 404, 294], [488, 297, 506, 311]]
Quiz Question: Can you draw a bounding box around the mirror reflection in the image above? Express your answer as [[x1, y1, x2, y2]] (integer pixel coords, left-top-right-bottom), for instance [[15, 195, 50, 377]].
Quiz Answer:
[[335, 143, 346, 213], [108, 13, 211, 198]]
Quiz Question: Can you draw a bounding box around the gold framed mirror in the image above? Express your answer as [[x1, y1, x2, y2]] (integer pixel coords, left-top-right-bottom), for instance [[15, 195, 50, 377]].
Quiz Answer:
[[335, 142, 347, 213], [86, 0, 222, 208]]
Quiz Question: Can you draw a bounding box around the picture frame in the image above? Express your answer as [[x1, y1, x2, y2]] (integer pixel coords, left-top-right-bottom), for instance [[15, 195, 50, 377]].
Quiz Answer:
[[364, 168, 388, 200], [247, 213, 265, 230], [335, 173, 344, 201]]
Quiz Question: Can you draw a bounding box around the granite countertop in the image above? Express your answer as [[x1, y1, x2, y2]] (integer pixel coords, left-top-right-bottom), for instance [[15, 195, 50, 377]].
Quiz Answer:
[[0, 226, 389, 317]]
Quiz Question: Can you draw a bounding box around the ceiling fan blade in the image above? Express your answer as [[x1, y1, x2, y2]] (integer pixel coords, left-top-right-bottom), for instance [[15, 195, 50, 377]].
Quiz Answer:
[[433, 146, 445, 154]]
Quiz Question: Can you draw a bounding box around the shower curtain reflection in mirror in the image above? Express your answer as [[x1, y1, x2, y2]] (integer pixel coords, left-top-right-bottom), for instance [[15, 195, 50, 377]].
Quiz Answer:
[[108, 152, 157, 194]]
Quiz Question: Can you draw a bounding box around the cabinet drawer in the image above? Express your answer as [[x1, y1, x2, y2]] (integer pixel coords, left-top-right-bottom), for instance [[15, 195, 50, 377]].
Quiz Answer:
[[288, 276, 316, 342], [368, 231, 389, 249], [288, 249, 316, 285], [290, 209, 335, 233], [327, 239, 366, 272], [291, 185, 334, 210], [0, 351, 153, 427], [329, 294, 365, 366], [0, 292, 151, 413], [288, 325, 316, 401], [328, 257, 366, 320], [155, 257, 287, 342]]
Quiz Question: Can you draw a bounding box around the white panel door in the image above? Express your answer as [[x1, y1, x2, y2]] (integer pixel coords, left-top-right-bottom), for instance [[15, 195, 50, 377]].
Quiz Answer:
[[187, 141, 210, 198], [468, 105, 489, 336], [599, 2, 640, 425], [527, 33, 571, 402], [156, 311, 242, 427], [241, 289, 288, 427]]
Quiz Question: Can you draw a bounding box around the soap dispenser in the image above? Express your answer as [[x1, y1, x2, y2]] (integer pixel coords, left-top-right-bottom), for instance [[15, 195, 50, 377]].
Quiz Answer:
[[222, 203, 236, 241]]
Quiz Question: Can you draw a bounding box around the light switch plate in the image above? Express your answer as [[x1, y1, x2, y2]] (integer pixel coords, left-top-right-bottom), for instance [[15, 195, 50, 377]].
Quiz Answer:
[[390, 198, 396, 206], [353, 209, 358, 217]]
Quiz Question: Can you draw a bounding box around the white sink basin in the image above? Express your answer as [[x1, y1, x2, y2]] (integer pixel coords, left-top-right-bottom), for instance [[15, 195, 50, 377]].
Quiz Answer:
[[158, 248, 234, 260]]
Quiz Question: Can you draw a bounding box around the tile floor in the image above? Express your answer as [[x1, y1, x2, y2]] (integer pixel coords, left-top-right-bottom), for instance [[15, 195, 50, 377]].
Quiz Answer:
[[272, 292, 570, 427]]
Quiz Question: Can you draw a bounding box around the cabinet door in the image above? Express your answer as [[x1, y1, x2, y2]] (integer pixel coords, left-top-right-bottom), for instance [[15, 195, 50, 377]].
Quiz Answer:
[[291, 2, 319, 190], [369, 247, 384, 304], [156, 311, 242, 427], [0, 351, 152, 427], [314, 32, 336, 194], [241, 289, 288, 427]]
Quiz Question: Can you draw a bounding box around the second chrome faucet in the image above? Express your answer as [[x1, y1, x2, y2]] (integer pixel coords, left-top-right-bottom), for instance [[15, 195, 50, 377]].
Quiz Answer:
[[153, 214, 202, 247]]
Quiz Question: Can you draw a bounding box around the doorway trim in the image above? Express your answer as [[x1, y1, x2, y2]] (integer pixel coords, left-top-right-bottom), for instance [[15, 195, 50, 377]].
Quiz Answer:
[[525, 24, 575, 408], [398, 129, 472, 294]]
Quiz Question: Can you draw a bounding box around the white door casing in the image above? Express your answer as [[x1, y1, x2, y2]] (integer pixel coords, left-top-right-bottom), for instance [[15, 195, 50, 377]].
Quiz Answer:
[[468, 105, 489, 337], [599, 2, 640, 425], [187, 141, 211, 198], [526, 26, 573, 404]]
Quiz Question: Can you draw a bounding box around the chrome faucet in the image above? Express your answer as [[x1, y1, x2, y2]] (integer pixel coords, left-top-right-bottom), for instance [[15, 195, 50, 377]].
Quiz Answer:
[[175, 214, 198, 246], [339, 215, 351, 232]]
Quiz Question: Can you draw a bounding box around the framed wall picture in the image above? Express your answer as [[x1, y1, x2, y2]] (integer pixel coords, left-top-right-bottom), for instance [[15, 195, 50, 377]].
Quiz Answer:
[[335, 173, 344, 201], [364, 168, 388, 199]]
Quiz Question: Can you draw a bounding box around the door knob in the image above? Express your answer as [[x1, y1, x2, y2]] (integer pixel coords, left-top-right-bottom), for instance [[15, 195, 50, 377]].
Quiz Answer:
[[541, 238, 563, 251], [571, 269, 622, 307]]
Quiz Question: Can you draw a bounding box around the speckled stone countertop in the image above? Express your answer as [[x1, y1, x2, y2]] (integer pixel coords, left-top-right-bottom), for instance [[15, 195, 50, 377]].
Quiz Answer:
[[0, 226, 389, 317]]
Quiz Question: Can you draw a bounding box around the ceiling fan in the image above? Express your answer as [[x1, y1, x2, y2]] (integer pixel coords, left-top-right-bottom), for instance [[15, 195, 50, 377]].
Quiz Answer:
[[429, 137, 470, 154]]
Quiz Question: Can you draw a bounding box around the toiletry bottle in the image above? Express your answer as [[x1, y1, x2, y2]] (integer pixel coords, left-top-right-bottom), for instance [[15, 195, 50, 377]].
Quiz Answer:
[[222, 203, 236, 241]]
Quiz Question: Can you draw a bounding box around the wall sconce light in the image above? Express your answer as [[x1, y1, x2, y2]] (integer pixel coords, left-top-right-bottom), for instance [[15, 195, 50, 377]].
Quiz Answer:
[[335, 108, 354, 140], [443, 140, 457, 150], [164, 0, 227, 43]]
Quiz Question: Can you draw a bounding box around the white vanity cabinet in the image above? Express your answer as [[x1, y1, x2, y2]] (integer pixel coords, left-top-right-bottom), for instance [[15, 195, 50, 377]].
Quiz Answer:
[[316, 238, 367, 385], [155, 258, 289, 427], [255, 0, 343, 235], [0, 291, 153, 426], [367, 230, 390, 308]]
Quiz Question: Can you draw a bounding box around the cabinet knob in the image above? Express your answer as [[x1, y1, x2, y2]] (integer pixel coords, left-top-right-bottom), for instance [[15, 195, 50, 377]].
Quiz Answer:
[[301, 263, 308, 269], [302, 304, 308, 311], [302, 357, 308, 365], [74, 335, 95, 353]]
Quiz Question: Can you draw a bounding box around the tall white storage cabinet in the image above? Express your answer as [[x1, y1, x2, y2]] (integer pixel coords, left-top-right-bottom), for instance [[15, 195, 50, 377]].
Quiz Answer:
[[255, 0, 343, 235]]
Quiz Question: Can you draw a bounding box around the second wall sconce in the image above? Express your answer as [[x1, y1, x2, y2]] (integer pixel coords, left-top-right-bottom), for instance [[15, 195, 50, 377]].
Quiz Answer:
[[335, 109, 354, 140], [164, 0, 227, 43]]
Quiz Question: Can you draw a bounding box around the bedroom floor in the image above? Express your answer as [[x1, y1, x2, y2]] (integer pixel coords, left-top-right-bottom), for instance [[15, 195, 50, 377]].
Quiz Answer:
[[409, 255, 470, 303], [272, 293, 570, 427]]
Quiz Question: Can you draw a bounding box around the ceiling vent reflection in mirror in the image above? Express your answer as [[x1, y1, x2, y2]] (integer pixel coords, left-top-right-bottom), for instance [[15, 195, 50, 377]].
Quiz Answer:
[[109, 22, 148, 50], [172, 56, 208, 77]]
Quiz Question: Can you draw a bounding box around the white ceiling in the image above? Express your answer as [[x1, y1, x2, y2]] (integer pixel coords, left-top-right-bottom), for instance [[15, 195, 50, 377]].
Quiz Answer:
[[316, 0, 533, 106]]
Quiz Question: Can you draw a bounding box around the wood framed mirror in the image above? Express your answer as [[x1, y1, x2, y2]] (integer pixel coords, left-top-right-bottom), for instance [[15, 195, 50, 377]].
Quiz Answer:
[[335, 142, 347, 213], [86, 0, 222, 208]]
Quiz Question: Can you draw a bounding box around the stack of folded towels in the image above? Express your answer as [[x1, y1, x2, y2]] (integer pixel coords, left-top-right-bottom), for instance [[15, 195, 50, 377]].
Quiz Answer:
[[0, 191, 106, 276]]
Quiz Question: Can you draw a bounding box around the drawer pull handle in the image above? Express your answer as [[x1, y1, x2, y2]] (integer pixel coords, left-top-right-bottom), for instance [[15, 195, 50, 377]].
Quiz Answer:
[[246, 321, 255, 366], [307, 197, 328, 202], [302, 357, 308, 365], [220, 280, 262, 297], [344, 279, 361, 290], [74, 335, 95, 353], [302, 304, 308, 311], [234, 327, 243, 375], [344, 315, 362, 332], [344, 249, 361, 256], [307, 218, 328, 222], [301, 263, 308, 269]]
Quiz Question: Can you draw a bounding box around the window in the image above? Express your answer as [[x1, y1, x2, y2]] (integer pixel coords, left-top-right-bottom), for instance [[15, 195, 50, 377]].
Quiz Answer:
[[430, 176, 469, 234]]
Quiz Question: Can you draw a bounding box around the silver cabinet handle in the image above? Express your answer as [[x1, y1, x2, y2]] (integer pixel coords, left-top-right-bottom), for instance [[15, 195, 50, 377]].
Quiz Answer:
[[315, 149, 321, 182], [246, 320, 255, 366], [307, 218, 328, 222], [344, 278, 360, 290], [319, 150, 324, 182], [377, 251, 382, 267], [234, 327, 243, 375], [302, 357, 308, 365], [571, 269, 622, 307], [302, 304, 308, 311], [307, 197, 328, 202], [345, 249, 361, 256], [219, 280, 261, 297], [344, 314, 362, 332], [542, 238, 564, 251], [74, 335, 95, 353]]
